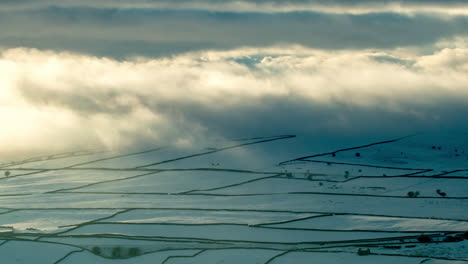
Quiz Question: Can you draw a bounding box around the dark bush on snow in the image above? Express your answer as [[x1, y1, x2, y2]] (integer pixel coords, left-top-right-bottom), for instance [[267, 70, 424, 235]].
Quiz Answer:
[[417, 235, 432, 243], [454, 233, 466, 241], [128, 247, 141, 257], [112, 246, 122, 258], [444, 236, 463, 242], [91, 246, 101, 255], [357, 248, 371, 256], [436, 189, 447, 197]]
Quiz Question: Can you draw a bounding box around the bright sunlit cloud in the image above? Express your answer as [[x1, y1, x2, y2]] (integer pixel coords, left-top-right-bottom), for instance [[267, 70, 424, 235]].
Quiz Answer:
[[2, 42, 468, 159]]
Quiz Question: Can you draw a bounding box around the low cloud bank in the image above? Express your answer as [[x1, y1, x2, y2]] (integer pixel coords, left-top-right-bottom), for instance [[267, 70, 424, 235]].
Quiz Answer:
[[1, 44, 468, 159]]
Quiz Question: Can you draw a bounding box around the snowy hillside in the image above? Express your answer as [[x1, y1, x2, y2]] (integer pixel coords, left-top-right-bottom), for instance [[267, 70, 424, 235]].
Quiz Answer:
[[0, 133, 467, 263]]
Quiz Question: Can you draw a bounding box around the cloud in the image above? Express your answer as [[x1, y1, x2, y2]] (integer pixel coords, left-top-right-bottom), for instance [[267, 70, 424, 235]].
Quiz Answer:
[[2, 0, 468, 14], [1, 43, 468, 159], [1, 7, 468, 58]]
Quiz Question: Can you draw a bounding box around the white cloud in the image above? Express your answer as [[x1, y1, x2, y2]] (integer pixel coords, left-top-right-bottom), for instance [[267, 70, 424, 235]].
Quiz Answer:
[[1, 43, 468, 159]]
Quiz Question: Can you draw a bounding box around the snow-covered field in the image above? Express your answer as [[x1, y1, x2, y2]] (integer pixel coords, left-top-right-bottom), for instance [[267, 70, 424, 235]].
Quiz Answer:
[[0, 133, 467, 263]]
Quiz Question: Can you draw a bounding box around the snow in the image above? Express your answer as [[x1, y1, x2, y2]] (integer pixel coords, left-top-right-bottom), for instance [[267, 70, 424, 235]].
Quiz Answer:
[[101, 209, 319, 225], [264, 215, 468, 231], [0, 240, 77, 263], [0, 170, 137, 195], [64, 223, 418, 243], [163, 249, 278, 264], [66, 170, 274, 194], [0, 192, 466, 219], [267, 251, 463, 264], [193, 177, 468, 197], [0, 209, 119, 233], [58, 249, 201, 264], [0, 133, 467, 263]]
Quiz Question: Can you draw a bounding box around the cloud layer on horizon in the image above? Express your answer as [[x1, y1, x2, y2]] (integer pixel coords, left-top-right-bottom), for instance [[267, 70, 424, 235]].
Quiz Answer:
[[1, 43, 468, 159], [2, 0, 468, 14], [1, 2, 468, 58]]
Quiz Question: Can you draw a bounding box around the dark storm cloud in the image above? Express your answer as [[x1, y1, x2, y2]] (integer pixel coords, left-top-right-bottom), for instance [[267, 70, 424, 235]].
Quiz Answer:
[[1, 7, 468, 57]]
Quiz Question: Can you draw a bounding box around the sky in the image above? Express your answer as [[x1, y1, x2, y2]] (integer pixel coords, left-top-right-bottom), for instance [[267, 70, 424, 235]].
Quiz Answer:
[[1, 0, 468, 159]]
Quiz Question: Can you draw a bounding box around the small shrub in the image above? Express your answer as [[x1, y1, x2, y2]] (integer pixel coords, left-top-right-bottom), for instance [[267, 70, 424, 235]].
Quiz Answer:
[[463, 232, 468, 239], [408, 191, 420, 198], [357, 248, 371, 256], [444, 236, 463, 242], [436, 189, 447, 197], [112, 246, 122, 258], [355, 152, 361, 157], [128, 247, 141, 257], [91, 246, 101, 255], [454, 233, 465, 241], [417, 235, 432, 243], [4, 171, 10, 177]]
